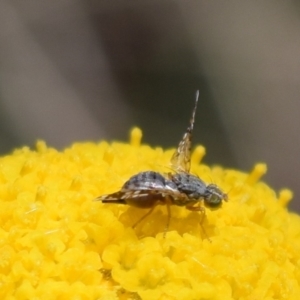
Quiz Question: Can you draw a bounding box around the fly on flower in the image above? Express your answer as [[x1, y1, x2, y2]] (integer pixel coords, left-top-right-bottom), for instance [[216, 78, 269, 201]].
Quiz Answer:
[[97, 91, 228, 238]]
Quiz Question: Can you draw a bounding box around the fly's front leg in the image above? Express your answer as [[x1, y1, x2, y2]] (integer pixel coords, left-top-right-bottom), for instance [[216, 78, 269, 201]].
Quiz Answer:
[[186, 203, 211, 242], [186, 203, 206, 224]]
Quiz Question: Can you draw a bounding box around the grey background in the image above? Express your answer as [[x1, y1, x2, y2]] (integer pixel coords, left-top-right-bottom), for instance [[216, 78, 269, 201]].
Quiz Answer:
[[1, 1, 300, 212]]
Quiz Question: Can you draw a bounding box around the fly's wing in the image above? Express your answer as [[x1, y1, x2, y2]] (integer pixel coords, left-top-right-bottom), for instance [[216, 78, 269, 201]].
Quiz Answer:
[[170, 90, 199, 173], [97, 188, 189, 208], [97, 171, 178, 207]]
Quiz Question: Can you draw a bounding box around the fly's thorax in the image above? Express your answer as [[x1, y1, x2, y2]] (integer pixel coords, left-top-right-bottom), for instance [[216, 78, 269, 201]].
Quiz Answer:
[[170, 173, 207, 199], [204, 184, 227, 208]]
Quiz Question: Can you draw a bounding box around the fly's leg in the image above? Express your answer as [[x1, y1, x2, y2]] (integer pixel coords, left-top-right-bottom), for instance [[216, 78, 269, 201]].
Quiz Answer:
[[186, 204, 211, 242], [163, 200, 172, 238], [132, 204, 158, 229], [132, 200, 172, 238]]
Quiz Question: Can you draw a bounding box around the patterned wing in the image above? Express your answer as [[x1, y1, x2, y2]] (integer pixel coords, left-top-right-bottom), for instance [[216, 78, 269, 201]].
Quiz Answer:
[[97, 188, 188, 209], [171, 90, 199, 173]]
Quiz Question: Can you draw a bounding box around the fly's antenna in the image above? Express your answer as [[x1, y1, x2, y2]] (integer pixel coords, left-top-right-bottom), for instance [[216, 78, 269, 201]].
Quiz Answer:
[[225, 182, 245, 200]]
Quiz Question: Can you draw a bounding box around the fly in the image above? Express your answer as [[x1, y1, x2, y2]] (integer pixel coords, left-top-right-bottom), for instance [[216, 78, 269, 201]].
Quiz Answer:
[[97, 91, 228, 238]]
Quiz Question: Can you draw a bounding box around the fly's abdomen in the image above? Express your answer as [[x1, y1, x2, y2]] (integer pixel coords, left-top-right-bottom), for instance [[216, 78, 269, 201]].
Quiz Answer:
[[123, 171, 175, 190]]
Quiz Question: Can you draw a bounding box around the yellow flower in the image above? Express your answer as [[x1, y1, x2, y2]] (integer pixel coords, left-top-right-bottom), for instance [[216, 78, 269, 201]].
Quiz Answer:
[[0, 127, 299, 300]]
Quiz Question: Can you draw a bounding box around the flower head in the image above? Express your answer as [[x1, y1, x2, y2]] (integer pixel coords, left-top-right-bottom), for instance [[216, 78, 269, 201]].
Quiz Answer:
[[0, 128, 299, 299]]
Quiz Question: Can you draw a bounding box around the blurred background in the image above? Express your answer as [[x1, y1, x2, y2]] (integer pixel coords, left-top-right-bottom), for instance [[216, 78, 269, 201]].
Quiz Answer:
[[1, 1, 300, 211]]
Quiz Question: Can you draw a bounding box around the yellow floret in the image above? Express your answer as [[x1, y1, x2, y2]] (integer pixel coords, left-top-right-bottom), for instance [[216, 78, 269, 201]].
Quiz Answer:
[[0, 127, 299, 299]]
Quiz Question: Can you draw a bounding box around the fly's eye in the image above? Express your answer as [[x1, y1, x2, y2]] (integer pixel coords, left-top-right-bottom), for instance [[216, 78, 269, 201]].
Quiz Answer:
[[204, 184, 225, 208], [205, 193, 222, 207]]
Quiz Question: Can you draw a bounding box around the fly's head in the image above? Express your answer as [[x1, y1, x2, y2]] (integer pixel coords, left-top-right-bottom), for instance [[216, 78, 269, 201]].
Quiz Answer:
[[204, 184, 228, 208]]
